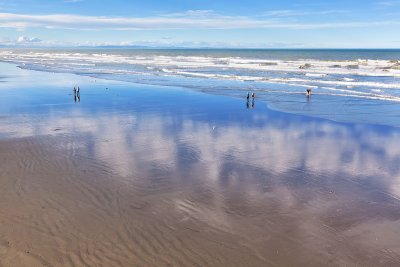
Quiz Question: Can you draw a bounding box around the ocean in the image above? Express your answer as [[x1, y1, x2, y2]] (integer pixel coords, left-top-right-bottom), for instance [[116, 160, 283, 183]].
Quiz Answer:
[[1, 48, 400, 126]]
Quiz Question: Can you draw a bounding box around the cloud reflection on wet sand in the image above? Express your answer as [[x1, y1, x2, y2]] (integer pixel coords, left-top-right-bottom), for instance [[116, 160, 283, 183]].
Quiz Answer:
[[0, 100, 400, 266]]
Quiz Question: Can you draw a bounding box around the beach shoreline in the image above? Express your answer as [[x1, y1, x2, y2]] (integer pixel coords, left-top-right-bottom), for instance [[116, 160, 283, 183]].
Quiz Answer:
[[1, 48, 400, 127], [1, 62, 400, 266]]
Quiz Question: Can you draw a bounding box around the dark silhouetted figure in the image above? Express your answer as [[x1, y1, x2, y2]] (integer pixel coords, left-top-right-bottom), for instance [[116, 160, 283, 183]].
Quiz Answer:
[[73, 86, 77, 103], [306, 88, 312, 96], [73, 86, 81, 103]]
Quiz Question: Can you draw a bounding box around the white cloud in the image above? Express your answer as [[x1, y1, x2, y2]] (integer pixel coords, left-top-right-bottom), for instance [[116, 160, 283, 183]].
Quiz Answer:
[[0, 36, 49, 46], [0, 37, 293, 48], [262, 9, 349, 17], [0, 11, 398, 31], [378, 0, 400, 6], [17, 36, 41, 43]]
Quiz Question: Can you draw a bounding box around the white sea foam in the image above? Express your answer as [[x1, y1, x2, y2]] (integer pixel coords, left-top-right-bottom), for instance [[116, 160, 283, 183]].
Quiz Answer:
[[305, 73, 328, 77], [1, 51, 398, 76]]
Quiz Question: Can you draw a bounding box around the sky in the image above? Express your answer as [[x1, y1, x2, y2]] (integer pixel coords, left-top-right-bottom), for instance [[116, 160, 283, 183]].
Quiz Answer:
[[0, 0, 399, 48]]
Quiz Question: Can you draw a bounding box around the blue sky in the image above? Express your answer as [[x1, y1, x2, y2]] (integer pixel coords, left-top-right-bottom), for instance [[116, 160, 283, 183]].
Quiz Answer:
[[0, 0, 399, 48]]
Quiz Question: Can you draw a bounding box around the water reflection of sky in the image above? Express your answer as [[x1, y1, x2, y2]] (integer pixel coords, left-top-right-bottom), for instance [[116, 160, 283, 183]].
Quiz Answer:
[[1, 66, 400, 189], [2, 63, 400, 265]]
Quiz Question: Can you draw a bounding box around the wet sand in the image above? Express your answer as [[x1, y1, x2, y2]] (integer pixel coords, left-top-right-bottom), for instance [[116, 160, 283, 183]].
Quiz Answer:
[[1, 63, 400, 266]]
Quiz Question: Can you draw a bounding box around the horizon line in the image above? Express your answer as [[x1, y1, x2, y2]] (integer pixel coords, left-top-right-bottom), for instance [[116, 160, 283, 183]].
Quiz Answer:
[[1, 46, 400, 50]]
